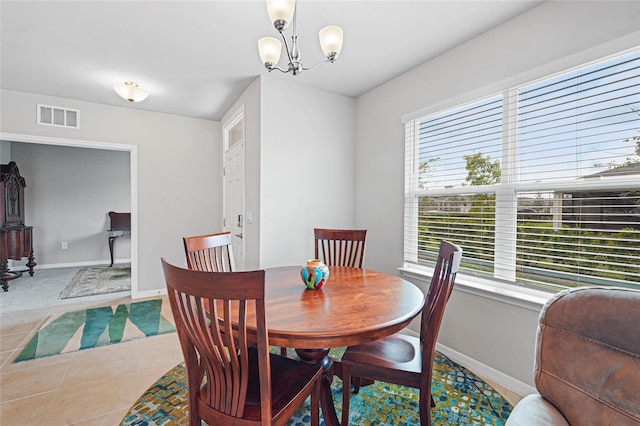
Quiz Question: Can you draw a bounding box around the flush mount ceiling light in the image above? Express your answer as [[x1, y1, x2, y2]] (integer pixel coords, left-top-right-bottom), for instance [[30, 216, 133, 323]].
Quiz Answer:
[[113, 81, 149, 103], [258, 0, 343, 75]]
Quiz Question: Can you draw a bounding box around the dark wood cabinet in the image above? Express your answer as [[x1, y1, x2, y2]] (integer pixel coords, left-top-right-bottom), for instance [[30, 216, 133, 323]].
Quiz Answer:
[[1, 162, 35, 291]]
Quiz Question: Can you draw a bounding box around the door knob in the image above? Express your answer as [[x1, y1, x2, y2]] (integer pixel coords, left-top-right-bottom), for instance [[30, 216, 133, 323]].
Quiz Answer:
[[235, 233, 243, 239]]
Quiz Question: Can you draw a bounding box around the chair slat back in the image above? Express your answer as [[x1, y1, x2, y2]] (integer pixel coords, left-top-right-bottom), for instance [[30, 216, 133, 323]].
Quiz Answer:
[[161, 259, 270, 422], [314, 228, 367, 268], [183, 232, 235, 272], [419, 240, 462, 385]]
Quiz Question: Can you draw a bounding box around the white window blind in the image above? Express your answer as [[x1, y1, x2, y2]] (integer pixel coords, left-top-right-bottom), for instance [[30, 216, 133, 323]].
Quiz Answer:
[[404, 50, 640, 291]]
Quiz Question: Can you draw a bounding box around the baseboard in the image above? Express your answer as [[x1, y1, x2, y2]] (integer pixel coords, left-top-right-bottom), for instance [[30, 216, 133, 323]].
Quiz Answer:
[[34, 259, 132, 269], [435, 343, 537, 397], [134, 288, 167, 299]]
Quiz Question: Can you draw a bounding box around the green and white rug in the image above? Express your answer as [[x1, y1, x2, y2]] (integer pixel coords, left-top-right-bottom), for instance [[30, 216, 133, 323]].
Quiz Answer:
[[60, 264, 131, 299], [14, 299, 176, 362], [121, 349, 512, 425]]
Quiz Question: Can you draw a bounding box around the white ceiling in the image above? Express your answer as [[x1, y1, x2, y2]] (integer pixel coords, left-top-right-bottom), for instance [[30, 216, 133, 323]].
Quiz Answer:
[[1, 1, 543, 121]]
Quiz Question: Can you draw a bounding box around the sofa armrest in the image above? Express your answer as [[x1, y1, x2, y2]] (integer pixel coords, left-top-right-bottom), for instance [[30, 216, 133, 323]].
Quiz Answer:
[[506, 394, 569, 426]]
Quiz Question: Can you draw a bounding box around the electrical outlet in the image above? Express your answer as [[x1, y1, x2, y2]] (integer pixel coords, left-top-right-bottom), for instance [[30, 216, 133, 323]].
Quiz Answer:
[[61, 241, 68, 250]]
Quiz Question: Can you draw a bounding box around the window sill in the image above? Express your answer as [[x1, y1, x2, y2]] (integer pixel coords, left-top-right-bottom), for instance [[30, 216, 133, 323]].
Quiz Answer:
[[398, 265, 554, 312]]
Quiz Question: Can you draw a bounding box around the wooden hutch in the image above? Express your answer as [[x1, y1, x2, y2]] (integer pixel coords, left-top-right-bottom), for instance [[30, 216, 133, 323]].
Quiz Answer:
[[1, 162, 35, 291]]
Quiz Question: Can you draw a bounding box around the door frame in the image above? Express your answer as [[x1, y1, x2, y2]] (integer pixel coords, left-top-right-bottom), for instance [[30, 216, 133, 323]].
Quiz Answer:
[[222, 105, 246, 269], [0, 132, 139, 296]]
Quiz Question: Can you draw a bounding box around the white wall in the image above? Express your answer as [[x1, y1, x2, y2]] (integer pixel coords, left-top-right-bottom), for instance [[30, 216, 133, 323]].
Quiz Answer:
[[0, 141, 11, 163], [260, 77, 356, 268], [355, 0, 640, 388], [0, 89, 220, 295], [11, 142, 131, 266]]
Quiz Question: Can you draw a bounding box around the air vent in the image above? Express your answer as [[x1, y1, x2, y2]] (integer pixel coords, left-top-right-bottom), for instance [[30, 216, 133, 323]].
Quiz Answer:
[[37, 104, 80, 129]]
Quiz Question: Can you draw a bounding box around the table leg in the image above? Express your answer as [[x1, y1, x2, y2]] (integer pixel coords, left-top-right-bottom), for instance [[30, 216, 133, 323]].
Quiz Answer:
[[26, 249, 36, 276], [108, 236, 116, 267], [296, 348, 340, 426], [1, 260, 9, 291], [1, 260, 23, 292]]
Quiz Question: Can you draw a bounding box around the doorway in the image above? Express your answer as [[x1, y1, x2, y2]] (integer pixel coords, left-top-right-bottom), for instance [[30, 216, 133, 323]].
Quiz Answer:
[[222, 106, 246, 270], [0, 132, 138, 296]]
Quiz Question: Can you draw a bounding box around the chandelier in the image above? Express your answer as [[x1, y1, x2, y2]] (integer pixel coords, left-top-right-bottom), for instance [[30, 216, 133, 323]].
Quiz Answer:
[[258, 0, 343, 75]]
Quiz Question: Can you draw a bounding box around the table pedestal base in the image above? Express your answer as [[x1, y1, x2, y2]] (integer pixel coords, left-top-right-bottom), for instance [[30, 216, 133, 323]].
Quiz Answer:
[[296, 348, 340, 426]]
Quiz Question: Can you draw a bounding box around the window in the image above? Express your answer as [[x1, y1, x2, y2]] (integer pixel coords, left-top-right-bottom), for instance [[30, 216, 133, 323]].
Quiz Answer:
[[404, 50, 640, 291]]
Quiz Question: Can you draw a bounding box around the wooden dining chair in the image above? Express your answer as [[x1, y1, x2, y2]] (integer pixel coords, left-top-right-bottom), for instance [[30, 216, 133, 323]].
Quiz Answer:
[[183, 231, 235, 272], [161, 258, 322, 426], [340, 240, 462, 426], [277, 228, 369, 359], [183, 232, 290, 359], [314, 228, 367, 268]]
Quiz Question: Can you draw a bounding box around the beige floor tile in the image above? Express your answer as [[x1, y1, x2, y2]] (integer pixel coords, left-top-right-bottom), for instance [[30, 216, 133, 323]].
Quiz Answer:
[[0, 331, 31, 352], [135, 332, 182, 370], [61, 342, 138, 388], [0, 390, 55, 425], [0, 316, 42, 337], [134, 360, 180, 396], [0, 309, 49, 333], [1, 350, 74, 374], [0, 349, 14, 367], [47, 372, 148, 425], [0, 360, 69, 402]]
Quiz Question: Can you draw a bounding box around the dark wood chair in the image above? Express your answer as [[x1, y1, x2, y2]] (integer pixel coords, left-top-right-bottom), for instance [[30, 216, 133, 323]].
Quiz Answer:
[[278, 228, 369, 359], [340, 240, 462, 426], [183, 231, 235, 272], [161, 259, 322, 426], [314, 228, 367, 268]]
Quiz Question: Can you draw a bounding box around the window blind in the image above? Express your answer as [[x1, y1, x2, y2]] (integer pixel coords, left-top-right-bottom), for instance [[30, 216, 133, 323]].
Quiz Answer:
[[404, 50, 640, 291]]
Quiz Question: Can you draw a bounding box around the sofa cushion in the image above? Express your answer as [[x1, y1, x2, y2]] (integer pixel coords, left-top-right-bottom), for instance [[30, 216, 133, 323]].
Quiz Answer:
[[506, 394, 569, 425]]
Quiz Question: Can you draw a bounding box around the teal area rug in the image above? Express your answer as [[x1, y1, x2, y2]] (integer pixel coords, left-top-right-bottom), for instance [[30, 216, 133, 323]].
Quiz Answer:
[[121, 349, 512, 425], [14, 299, 176, 362]]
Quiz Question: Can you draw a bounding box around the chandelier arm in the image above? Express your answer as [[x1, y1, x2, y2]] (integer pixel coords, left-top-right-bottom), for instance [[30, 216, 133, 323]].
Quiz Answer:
[[270, 66, 292, 73], [280, 31, 295, 67], [301, 58, 332, 71]]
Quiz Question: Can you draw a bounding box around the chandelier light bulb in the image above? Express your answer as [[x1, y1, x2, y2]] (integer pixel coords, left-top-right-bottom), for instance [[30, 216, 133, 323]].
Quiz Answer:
[[266, 0, 295, 32], [319, 26, 344, 61], [258, 37, 282, 68]]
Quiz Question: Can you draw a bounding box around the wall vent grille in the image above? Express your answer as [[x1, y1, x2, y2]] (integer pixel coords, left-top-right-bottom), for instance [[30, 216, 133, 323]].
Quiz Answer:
[[37, 104, 80, 129]]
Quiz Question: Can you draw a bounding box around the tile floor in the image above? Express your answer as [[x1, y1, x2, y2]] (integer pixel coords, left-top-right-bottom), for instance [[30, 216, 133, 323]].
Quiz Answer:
[[0, 294, 184, 426], [1, 293, 523, 426]]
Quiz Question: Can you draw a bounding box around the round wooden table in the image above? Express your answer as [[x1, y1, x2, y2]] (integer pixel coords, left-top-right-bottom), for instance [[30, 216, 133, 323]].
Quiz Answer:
[[263, 265, 425, 426]]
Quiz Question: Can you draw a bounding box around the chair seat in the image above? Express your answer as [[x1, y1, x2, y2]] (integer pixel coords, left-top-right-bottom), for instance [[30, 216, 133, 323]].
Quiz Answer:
[[198, 348, 322, 423], [247, 349, 322, 420], [342, 333, 422, 389]]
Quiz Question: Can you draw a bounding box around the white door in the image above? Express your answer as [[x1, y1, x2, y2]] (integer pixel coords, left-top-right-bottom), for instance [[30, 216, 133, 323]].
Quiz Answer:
[[223, 111, 245, 270]]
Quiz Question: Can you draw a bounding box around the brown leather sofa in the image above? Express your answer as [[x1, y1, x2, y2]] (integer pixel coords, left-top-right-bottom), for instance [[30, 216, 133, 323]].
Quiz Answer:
[[506, 286, 640, 425]]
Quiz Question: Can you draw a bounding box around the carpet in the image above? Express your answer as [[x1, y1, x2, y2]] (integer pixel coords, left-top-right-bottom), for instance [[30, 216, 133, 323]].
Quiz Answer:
[[60, 264, 131, 299], [14, 299, 176, 363], [121, 349, 512, 425]]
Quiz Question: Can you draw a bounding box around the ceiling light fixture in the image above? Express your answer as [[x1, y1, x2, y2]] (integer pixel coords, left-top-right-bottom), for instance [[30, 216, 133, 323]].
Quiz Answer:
[[258, 0, 343, 75], [113, 81, 149, 103]]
